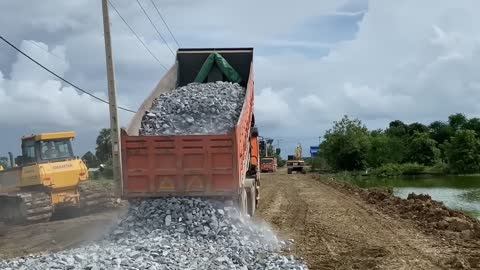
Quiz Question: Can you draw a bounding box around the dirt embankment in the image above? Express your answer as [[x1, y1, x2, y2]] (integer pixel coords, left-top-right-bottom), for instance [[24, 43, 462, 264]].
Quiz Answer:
[[321, 177, 480, 269], [256, 171, 480, 270], [326, 179, 480, 237]]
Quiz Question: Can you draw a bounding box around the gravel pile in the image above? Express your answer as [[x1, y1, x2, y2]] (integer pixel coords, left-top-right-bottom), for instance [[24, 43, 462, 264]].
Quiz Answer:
[[0, 198, 307, 270], [140, 81, 246, 135]]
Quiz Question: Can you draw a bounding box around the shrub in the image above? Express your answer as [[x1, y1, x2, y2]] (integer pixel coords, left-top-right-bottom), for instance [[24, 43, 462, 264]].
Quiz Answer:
[[399, 163, 425, 175], [370, 163, 402, 177]]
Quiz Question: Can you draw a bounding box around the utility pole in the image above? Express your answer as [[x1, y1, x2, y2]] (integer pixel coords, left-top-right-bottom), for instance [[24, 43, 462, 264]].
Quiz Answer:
[[102, 0, 122, 197]]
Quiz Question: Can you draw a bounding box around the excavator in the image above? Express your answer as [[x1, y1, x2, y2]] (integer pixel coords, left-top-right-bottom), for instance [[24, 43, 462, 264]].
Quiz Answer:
[[0, 131, 106, 224], [287, 143, 306, 174]]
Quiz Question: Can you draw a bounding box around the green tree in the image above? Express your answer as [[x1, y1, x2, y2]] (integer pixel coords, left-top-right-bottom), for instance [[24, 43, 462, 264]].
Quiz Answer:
[[101, 158, 114, 178], [445, 130, 480, 174], [274, 148, 285, 167], [320, 115, 371, 171], [429, 121, 454, 145], [95, 128, 111, 163], [386, 120, 408, 137], [463, 118, 480, 135], [82, 151, 99, 168], [405, 132, 440, 166], [370, 129, 384, 137], [448, 113, 467, 131], [0, 156, 8, 168], [407, 122, 429, 136], [367, 134, 405, 167]]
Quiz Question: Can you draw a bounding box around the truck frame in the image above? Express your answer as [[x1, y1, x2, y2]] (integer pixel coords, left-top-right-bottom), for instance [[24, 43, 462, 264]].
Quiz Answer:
[[121, 48, 260, 216]]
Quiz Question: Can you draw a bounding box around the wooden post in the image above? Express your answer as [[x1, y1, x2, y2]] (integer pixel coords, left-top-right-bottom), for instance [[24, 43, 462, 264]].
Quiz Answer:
[[102, 0, 122, 197]]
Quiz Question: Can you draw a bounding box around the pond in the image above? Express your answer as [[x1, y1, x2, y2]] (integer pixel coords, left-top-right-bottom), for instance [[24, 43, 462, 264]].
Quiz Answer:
[[349, 175, 480, 219]]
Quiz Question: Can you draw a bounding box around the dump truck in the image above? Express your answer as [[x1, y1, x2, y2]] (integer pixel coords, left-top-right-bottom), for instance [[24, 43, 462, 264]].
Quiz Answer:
[[121, 48, 260, 216], [287, 144, 306, 174], [260, 157, 277, 173], [0, 132, 106, 224]]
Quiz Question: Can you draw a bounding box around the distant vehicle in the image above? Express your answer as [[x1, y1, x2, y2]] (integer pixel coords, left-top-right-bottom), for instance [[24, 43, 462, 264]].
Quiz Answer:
[[261, 157, 277, 173], [287, 144, 306, 174]]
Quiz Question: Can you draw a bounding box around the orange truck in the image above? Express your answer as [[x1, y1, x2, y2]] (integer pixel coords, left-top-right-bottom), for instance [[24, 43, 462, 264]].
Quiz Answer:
[[260, 157, 277, 173], [121, 48, 260, 216]]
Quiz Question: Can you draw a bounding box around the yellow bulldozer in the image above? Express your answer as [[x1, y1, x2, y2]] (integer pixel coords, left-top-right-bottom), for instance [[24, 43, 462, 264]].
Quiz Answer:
[[0, 131, 106, 224]]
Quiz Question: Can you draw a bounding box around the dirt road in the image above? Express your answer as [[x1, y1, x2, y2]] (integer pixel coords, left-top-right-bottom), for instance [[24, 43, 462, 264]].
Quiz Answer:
[[0, 207, 126, 259], [256, 171, 478, 269], [0, 172, 477, 269]]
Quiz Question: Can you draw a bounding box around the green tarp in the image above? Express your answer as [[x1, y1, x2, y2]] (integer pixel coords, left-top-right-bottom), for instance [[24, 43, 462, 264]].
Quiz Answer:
[[194, 53, 242, 84]]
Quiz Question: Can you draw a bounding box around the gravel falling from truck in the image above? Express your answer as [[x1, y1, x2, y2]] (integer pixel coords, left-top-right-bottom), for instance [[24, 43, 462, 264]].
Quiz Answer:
[[140, 81, 246, 135], [0, 198, 307, 270]]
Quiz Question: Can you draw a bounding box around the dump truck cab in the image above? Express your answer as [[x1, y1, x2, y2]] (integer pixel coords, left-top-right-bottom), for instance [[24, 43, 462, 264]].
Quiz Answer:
[[260, 157, 277, 173]]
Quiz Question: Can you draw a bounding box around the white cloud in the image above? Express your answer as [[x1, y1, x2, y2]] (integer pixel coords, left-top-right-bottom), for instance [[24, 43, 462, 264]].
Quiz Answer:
[[254, 0, 480, 132], [255, 88, 292, 129], [0, 40, 121, 130], [3, 0, 480, 154]]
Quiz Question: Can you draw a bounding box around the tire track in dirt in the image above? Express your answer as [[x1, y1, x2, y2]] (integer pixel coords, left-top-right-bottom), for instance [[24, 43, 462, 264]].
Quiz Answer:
[[256, 171, 451, 270]]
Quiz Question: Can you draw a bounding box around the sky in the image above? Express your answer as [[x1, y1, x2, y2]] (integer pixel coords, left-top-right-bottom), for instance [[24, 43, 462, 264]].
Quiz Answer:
[[1, 0, 480, 159]]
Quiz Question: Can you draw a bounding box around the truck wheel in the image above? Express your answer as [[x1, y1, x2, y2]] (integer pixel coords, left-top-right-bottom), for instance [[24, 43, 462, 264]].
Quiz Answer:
[[287, 169, 292, 174], [239, 188, 248, 216], [246, 187, 256, 217], [302, 169, 306, 174]]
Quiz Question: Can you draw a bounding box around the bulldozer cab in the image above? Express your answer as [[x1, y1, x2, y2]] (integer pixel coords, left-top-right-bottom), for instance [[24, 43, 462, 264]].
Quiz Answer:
[[19, 132, 76, 166]]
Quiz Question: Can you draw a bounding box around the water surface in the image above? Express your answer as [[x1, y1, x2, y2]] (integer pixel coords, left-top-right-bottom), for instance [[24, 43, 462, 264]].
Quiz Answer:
[[350, 175, 480, 219]]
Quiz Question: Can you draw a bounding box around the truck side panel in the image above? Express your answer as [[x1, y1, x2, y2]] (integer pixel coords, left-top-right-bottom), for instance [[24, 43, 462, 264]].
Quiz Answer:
[[234, 63, 255, 184], [122, 134, 239, 197], [121, 48, 254, 199]]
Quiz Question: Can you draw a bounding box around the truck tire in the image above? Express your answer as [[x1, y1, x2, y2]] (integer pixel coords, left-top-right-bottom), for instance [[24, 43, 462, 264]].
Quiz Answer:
[[246, 187, 256, 217], [238, 188, 248, 216], [287, 169, 292, 174], [302, 168, 306, 174]]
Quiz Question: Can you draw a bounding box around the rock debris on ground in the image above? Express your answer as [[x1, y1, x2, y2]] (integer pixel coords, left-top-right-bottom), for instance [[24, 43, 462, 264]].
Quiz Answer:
[[0, 198, 307, 270], [140, 82, 246, 135]]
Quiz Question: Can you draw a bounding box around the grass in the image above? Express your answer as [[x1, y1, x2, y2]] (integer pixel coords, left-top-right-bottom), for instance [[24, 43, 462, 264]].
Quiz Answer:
[[87, 178, 114, 189]]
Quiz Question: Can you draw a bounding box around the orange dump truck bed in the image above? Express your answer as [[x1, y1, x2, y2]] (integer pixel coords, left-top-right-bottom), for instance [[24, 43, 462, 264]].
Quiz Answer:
[[121, 48, 259, 211]]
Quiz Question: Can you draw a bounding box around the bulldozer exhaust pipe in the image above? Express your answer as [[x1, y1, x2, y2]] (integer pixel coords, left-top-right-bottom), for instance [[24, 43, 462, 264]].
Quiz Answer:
[[8, 152, 14, 168]]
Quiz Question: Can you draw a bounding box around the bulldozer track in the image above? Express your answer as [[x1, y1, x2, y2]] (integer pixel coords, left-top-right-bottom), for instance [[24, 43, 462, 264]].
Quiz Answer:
[[16, 192, 53, 223], [0, 191, 53, 225], [78, 183, 110, 213]]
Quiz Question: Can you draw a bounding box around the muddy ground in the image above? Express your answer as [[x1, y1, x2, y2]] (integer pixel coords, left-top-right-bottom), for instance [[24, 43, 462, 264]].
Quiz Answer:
[[0, 172, 479, 269], [256, 171, 480, 270], [0, 207, 126, 259]]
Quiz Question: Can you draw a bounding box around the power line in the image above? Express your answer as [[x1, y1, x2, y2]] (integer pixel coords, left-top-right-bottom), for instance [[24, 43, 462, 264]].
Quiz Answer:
[[25, 40, 64, 61], [0, 35, 136, 113], [135, 0, 175, 55], [108, 0, 168, 71], [150, 0, 181, 48]]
